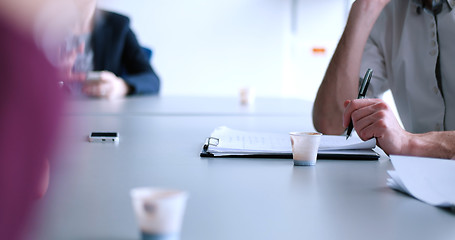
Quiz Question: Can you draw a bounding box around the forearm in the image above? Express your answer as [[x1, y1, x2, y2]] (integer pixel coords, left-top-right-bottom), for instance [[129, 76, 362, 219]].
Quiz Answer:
[[313, 0, 388, 134], [406, 131, 455, 159]]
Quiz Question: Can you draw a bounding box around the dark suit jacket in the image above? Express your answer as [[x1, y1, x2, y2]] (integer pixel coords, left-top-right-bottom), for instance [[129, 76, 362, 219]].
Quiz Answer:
[[92, 10, 160, 94]]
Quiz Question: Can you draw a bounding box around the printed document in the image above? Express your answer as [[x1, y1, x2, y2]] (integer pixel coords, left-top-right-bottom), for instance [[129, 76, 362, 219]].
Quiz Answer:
[[206, 126, 376, 154]]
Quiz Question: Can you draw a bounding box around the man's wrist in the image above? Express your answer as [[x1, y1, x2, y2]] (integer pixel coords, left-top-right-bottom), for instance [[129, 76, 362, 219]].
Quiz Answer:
[[405, 133, 422, 156], [116, 77, 130, 96]]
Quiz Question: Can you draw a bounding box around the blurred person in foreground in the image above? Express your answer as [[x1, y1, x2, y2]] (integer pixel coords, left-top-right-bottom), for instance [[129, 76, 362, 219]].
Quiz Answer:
[[0, 0, 79, 239], [67, 0, 160, 99], [313, 0, 455, 159]]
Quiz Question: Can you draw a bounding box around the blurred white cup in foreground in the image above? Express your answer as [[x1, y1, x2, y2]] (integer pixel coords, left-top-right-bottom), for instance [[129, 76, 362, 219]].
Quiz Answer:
[[290, 132, 322, 166], [131, 187, 188, 240]]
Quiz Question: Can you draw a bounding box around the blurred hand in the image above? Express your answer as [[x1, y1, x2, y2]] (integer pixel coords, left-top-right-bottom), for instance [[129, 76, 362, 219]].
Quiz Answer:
[[343, 99, 412, 155], [82, 71, 130, 99]]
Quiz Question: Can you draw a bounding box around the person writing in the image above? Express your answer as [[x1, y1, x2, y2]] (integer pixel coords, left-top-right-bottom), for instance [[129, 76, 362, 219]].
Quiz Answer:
[[69, 0, 160, 98], [313, 0, 455, 159]]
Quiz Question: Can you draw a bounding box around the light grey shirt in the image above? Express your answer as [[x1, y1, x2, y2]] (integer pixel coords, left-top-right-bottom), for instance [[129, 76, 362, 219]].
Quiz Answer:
[[360, 0, 455, 133]]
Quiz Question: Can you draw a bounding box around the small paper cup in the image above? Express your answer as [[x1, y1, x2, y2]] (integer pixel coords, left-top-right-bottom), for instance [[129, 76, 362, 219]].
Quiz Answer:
[[289, 132, 322, 166], [130, 188, 188, 240], [239, 87, 256, 106]]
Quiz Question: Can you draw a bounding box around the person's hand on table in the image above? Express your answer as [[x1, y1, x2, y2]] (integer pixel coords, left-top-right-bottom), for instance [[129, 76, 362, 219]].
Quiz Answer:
[[343, 98, 412, 155], [82, 71, 130, 99]]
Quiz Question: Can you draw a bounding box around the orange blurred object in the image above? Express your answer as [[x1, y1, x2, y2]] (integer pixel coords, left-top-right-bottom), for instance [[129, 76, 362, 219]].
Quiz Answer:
[[312, 47, 326, 54]]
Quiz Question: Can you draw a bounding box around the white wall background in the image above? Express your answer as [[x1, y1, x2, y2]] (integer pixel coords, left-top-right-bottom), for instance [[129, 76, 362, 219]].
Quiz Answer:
[[97, 0, 402, 126], [282, 0, 350, 101], [97, 0, 356, 100], [95, 0, 407, 115]]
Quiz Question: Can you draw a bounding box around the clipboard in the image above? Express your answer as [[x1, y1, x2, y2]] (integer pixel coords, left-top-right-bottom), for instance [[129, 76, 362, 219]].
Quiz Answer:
[[200, 137, 380, 160]]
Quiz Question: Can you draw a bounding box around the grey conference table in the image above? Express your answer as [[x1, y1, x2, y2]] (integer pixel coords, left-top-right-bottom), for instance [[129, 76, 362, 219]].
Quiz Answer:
[[65, 95, 313, 116], [33, 111, 455, 240]]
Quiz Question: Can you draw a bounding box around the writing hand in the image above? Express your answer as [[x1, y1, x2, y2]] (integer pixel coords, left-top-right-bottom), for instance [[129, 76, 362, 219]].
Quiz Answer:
[[343, 98, 411, 155]]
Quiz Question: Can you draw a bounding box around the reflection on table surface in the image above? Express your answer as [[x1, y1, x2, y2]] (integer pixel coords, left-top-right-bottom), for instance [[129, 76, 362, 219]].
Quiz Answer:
[[66, 95, 314, 117]]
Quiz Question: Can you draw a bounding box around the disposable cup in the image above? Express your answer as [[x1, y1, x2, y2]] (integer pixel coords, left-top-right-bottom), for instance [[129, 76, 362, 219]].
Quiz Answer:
[[289, 132, 322, 166], [130, 188, 188, 240], [239, 87, 256, 106]]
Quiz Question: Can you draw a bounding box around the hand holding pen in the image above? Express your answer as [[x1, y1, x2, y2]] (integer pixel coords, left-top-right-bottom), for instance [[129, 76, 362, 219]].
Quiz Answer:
[[345, 68, 373, 140]]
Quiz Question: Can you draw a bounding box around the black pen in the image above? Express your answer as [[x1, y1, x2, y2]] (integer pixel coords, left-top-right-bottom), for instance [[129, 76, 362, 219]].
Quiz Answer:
[[346, 68, 373, 140]]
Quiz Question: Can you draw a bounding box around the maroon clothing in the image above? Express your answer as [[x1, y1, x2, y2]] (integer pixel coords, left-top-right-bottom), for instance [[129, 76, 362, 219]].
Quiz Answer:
[[0, 17, 63, 240]]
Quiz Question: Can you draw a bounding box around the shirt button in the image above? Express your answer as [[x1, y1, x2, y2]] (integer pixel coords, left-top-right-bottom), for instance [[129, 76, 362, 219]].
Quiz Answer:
[[430, 22, 435, 28], [432, 40, 437, 47], [433, 86, 439, 94], [435, 123, 441, 131], [432, 32, 436, 38], [430, 49, 438, 56]]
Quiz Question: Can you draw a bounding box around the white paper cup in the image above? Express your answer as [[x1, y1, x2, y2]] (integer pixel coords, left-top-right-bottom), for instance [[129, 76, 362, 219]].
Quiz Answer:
[[130, 188, 188, 240], [239, 87, 256, 106], [290, 132, 322, 166]]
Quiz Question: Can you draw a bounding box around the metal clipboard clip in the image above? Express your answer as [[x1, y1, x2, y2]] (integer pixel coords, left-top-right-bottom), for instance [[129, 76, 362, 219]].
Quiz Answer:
[[203, 137, 219, 151]]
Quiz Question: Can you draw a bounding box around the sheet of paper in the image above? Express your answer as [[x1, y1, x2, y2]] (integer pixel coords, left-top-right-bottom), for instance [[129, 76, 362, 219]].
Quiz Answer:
[[387, 170, 409, 194], [388, 155, 455, 208], [207, 126, 376, 153]]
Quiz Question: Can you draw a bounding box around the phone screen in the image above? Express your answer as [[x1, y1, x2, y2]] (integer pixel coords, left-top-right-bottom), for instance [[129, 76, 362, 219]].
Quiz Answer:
[[91, 132, 118, 137]]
